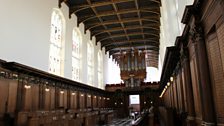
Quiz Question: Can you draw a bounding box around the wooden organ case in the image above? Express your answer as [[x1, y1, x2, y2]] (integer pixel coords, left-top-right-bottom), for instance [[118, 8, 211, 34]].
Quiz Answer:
[[118, 49, 146, 88]]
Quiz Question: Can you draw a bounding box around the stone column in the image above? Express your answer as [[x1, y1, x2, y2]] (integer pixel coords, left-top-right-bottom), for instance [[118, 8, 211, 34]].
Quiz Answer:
[[190, 23, 216, 126]]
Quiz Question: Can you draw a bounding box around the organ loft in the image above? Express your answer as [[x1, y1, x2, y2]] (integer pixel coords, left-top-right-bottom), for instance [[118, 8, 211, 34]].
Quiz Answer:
[[0, 0, 224, 126]]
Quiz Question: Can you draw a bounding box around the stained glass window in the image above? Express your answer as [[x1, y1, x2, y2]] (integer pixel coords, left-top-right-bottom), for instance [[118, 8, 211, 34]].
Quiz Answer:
[[87, 41, 94, 85], [49, 9, 64, 76], [72, 28, 82, 81], [98, 50, 103, 89]]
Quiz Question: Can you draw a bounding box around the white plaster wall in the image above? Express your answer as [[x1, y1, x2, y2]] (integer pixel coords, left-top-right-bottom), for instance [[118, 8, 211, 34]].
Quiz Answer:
[[103, 51, 109, 86], [0, 0, 57, 71], [0, 0, 113, 89], [159, 0, 194, 65], [105, 56, 122, 84]]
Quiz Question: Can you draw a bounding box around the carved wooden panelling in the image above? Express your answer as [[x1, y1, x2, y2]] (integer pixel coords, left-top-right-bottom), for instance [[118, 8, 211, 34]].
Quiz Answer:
[[31, 85, 39, 111], [190, 59, 202, 119], [217, 23, 224, 77], [0, 80, 9, 115], [181, 69, 188, 112], [207, 26, 224, 122]]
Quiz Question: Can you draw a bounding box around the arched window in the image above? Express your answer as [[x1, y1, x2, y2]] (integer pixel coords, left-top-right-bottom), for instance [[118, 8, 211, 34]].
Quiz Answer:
[[72, 28, 82, 81], [98, 50, 103, 89], [49, 9, 65, 76], [87, 41, 94, 85]]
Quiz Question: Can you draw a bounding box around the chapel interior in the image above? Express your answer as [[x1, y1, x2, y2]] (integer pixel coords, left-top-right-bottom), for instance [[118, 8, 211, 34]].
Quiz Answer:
[[0, 0, 224, 126]]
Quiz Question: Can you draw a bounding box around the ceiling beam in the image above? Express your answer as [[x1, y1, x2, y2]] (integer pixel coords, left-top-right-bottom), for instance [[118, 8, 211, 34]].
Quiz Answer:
[[92, 25, 160, 37], [112, 0, 130, 44], [86, 0, 117, 45], [106, 43, 159, 52], [86, 17, 160, 31], [77, 8, 160, 24], [97, 32, 159, 42], [135, 0, 145, 44], [101, 38, 159, 47], [104, 41, 159, 48], [73, 0, 134, 10], [71, 0, 160, 13]]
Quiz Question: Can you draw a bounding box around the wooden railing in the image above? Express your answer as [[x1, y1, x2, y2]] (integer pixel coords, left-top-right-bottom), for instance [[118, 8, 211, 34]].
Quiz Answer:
[[0, 60, 115, 126]]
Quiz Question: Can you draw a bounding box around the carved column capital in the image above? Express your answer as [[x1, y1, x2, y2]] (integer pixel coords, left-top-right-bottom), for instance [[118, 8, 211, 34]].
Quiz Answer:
[[189, 24, 204, 43], [180, 47, 190, 64]]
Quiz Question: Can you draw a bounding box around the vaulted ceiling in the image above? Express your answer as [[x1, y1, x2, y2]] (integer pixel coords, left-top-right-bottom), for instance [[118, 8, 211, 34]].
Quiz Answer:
[[60, 0, 161, 68]]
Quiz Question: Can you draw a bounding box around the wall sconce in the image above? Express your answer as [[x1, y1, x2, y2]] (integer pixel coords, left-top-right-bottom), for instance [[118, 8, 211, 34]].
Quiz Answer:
[[24, 84, 31, 89], [88, 95, 91, 98], [167, 82, 170, 86], [94, 96, 97, 98], [71, 92, 76, 95], [45, 87, 50, 92], [81, 94, 84, 97], [106, 98, 110, 100], [144, 101, 146, 104], [60, 90, 64, 94], [170, 77, 173, 82]]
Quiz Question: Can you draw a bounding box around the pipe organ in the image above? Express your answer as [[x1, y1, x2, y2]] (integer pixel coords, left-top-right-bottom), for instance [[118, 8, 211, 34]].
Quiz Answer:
[[119, 49, 146, 87]]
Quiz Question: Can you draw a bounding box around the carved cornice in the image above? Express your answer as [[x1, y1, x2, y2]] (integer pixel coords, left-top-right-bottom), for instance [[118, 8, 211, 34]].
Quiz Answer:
[[0, 70, 18, 80], [182, 5, 194, 24], [159, 46, 180, 91]]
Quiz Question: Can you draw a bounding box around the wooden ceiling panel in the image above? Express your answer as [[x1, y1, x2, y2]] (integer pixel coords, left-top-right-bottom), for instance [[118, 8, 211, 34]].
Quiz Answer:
[[126, 28, 142, 33], [101, 38, 159, 47], [84, 17, 100, 25], [95, 5, 114, 12], [116, 1, 136, 10], [139, 0, 160, 8], [64, 0, 161, 68], [75, 8, 95, 16], [95, 32, 110, 39], [112, 36, 127, 41], [91, 0, 110, 3], [101, 15, 118, 21], [123, 21, 139, 26], [120, 12, 138, 19], [110, 30, 126, 35], [105, 23, 122, 29], [129, 35, 143, 40]]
